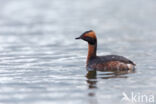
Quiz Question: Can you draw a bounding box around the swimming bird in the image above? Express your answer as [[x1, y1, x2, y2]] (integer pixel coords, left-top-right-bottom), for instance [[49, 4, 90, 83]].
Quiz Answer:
[[75, 30, 136, 71]]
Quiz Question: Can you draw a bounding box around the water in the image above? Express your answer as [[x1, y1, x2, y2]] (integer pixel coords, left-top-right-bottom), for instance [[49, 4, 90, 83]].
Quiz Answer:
[[0, 0, 156, 104]]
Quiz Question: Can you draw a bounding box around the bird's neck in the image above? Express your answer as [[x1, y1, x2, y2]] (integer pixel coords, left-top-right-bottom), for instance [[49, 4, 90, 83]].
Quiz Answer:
[[87, 42, 97, 64]]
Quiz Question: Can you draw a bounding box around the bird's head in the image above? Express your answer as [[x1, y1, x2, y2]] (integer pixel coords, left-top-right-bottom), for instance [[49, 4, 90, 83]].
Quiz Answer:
[[75, 30, 97, 45]]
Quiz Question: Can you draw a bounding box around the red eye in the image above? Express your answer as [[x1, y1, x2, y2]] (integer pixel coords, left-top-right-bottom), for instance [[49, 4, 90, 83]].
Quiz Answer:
[[83, 35, 87, 38]]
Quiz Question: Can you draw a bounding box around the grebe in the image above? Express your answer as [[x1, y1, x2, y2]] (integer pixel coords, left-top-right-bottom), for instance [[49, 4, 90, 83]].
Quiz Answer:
[[76, 30, 136, 71]]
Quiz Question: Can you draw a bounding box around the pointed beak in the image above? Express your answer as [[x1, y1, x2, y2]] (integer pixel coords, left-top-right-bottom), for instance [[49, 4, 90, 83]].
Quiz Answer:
[[75, 36, 81, 40]]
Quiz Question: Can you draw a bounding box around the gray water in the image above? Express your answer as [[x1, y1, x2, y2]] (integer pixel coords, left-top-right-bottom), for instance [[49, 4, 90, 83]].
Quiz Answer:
[[0, 0, 156, 104]]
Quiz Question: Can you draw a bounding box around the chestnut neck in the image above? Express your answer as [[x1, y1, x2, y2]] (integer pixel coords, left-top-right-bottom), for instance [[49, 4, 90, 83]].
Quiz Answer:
[[87, 40, 97, 64]]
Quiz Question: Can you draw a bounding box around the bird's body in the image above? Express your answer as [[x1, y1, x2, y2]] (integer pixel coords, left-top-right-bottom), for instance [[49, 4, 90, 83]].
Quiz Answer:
[[87, 55, 135, 71], [76, 30, 136, 71]]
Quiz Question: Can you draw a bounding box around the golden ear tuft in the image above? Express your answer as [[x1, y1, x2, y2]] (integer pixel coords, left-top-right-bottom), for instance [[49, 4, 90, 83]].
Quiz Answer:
[[83, 30, 96, 39]]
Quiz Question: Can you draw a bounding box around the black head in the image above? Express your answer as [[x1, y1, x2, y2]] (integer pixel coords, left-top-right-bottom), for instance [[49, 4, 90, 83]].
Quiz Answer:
[[75, 30, 97, 45]]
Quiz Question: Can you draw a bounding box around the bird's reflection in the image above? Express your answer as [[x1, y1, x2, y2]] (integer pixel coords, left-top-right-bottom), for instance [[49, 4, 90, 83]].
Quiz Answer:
[[86, 69, 136, 104], [86, 70, 98, 104], [86, 70, 97, 89], [86, 69, 135, 80]]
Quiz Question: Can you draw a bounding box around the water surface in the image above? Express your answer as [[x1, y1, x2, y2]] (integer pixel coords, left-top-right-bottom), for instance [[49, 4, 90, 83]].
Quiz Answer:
[[0, 0, 156, 104]]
